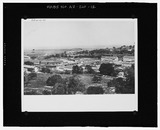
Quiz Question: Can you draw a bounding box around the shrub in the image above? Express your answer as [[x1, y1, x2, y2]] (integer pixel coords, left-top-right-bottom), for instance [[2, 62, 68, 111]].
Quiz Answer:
[[46, 75, 63, 86], [67, 76, 85, 94], [85, 65, 95, 74], [52, 83, 66, 95], [24, 61, 34, 65], [24, 89, 39, 95], [92, 75, 101, 83], [42, 89, 52, 95], [28, 72, 37, 81], [104, 87, 116, 94], [30, 56, 37, 60], [41, 67, 51, 73], [64, 70, 71, 74], [99, 63, 114, 76], [87, 86, 104, 94], [108, 74, 134, 94], [72, 65, 83, 74]]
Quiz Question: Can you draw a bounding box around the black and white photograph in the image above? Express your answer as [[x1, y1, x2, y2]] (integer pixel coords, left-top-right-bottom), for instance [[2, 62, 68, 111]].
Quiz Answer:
[[3, 2, 157, 127], [22, 19, 137, 111], [23, 19, 136, 95]]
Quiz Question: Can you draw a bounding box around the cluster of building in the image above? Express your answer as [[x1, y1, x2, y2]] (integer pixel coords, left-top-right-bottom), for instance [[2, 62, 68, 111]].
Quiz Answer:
[[24, 56, 100, 74], [24, 53, 134, 78], [101, 54, 134, 67]]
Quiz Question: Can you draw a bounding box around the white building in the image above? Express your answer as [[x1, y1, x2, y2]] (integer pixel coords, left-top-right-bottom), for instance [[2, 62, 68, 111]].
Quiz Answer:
[[122, 56, 134, 67], [24, 65, 39, 73], [92, 65, 100, 72], [33, 60, 40, 65], [56, 66, 65, 72], [63, 65, 73, 71], [114, 60, 123, 65], [101, 56, 118, 63], [123, 56, 134, 63], [117, 72, 125, 78], [24, 55, 31, 61]]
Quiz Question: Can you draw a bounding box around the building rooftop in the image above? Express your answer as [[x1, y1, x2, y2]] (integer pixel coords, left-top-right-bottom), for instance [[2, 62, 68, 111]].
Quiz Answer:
[[123, 56, 134, 59]]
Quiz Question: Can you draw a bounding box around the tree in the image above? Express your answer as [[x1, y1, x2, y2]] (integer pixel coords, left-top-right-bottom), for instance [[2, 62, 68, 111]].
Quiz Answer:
[[24, 61, 34, 65], [99, 63, 114, 76], [112, 69, 121, 77], [79, 66, 83, 74], [108, 77, 125, 93], [44, 54, 55, 59], [124, 65, 134, 93], [108, 65, 134, 94], [55, 53, 61, 58], [52, 83, 66, 94], [46, 75, 63, 86], [85, 65, 95, 74], [28, 72, 37, 81], [87, 86, 104, 94], [67, 76, 85, 94], [92, 75, 101, 83], [30, 56, 37, 60], [42, 89, 52, 95], [72, 65, 83, 74], [41, 67, 51, 73], [64, 70, 71, 74]]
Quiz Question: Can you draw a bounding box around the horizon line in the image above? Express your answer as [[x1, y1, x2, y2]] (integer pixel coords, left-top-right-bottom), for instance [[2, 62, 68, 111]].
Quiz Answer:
[[24, 44, 135, 50]]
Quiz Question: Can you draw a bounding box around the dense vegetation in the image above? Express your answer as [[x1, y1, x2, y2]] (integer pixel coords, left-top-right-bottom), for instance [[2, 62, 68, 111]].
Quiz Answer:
[[99, 63, 115, 76], [44, 45, 134, 59], [108, 65, 134, 94], [72, 65, 83, 74], [24, 61, 34, 65], [24, 64, 134, 95]]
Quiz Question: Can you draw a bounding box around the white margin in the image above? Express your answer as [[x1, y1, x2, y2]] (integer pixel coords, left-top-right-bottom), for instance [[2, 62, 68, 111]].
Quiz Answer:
[[22, 18, 138, 112]]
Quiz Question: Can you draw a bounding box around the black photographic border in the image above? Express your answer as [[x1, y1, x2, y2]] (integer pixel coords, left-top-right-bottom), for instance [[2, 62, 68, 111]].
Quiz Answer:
[[3, 3, 157, 127]]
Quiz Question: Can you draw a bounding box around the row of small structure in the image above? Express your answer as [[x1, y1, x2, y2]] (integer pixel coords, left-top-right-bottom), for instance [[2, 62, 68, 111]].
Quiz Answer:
[[24, 55, 134, 74]]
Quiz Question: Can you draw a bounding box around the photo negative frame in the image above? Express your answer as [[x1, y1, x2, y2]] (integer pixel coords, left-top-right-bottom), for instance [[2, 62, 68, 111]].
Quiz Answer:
[[3, 3, 157, 127]]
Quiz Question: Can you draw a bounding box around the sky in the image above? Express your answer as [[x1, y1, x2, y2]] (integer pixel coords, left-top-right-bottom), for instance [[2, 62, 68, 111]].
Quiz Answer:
[[22, 19, 137, 50]]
